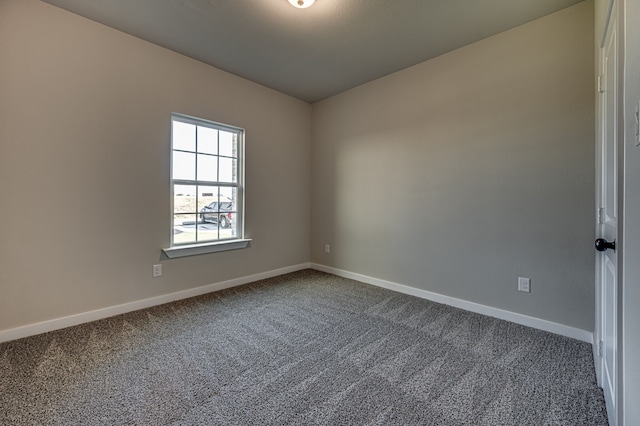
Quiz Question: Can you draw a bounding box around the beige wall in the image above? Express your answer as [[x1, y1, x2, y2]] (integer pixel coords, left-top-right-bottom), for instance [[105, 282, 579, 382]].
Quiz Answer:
[[0, 0, 597, 338], [311, 2, 595, 331], [0, 0, 311, 331]]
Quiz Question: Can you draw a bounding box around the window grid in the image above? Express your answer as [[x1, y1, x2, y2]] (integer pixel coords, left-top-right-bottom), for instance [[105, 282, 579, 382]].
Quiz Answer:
[[171, 114, 243, 247]]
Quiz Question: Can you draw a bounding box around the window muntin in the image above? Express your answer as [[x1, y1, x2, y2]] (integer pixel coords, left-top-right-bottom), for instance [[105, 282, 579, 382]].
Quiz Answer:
[[171, 114, 243, 247]]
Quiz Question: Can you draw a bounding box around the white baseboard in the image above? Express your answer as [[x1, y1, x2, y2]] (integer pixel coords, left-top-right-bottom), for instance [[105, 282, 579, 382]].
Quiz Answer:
[[1, 262, 593, 345], [0, 263, 311, 344], [311, 263, 593, 344]]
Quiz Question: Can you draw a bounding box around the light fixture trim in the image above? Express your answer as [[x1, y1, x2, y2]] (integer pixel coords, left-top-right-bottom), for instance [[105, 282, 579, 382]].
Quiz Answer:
[[288, 0, 315, 9]]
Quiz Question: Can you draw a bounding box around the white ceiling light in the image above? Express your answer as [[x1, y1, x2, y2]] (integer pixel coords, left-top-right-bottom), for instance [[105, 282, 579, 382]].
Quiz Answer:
[[288, 0, 315, 8]]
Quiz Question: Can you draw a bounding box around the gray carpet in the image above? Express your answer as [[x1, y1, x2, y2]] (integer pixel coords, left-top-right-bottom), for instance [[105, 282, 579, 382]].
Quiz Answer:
[[0, 269, 608, 425]]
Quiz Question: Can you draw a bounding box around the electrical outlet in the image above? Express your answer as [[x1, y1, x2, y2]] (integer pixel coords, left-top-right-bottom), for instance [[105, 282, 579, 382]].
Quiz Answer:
[[518, 277, 530, 293], [635, 101, 640, 146], [324, 244, 331, 254], [152, 264, 162, 278]]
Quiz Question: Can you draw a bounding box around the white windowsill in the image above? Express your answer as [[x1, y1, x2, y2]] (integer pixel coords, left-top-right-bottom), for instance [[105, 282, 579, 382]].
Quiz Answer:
[[162, 239, 252, 258]]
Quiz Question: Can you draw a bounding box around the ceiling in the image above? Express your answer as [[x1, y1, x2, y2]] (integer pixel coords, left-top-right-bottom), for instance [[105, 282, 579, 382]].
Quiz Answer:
[[41, 0, 585, 103]]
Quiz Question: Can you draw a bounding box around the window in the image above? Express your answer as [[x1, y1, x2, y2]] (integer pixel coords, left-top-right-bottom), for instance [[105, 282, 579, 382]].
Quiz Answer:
[[164, 114, 249, 258]]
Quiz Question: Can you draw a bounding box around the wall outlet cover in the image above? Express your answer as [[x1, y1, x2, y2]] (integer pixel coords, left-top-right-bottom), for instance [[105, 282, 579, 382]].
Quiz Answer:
[[518, 277, 531, 293], [152, 264, 162, 278], [636, 101, 640, 146]]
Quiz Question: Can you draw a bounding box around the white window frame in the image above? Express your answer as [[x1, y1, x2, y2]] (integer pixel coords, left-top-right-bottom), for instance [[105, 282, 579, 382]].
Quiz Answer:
[[163, 113, 250, 258]]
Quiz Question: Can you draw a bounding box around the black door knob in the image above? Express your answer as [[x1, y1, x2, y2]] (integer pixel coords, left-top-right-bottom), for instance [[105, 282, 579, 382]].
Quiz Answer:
[[595, 238, 615, 252]]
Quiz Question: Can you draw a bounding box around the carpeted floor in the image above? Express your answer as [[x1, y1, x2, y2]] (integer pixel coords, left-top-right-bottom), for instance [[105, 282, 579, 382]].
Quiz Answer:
[[0, 269, 608, 425]]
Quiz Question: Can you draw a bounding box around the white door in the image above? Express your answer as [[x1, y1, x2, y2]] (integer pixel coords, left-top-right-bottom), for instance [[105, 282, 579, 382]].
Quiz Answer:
[[596, 4, 618, 424]]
